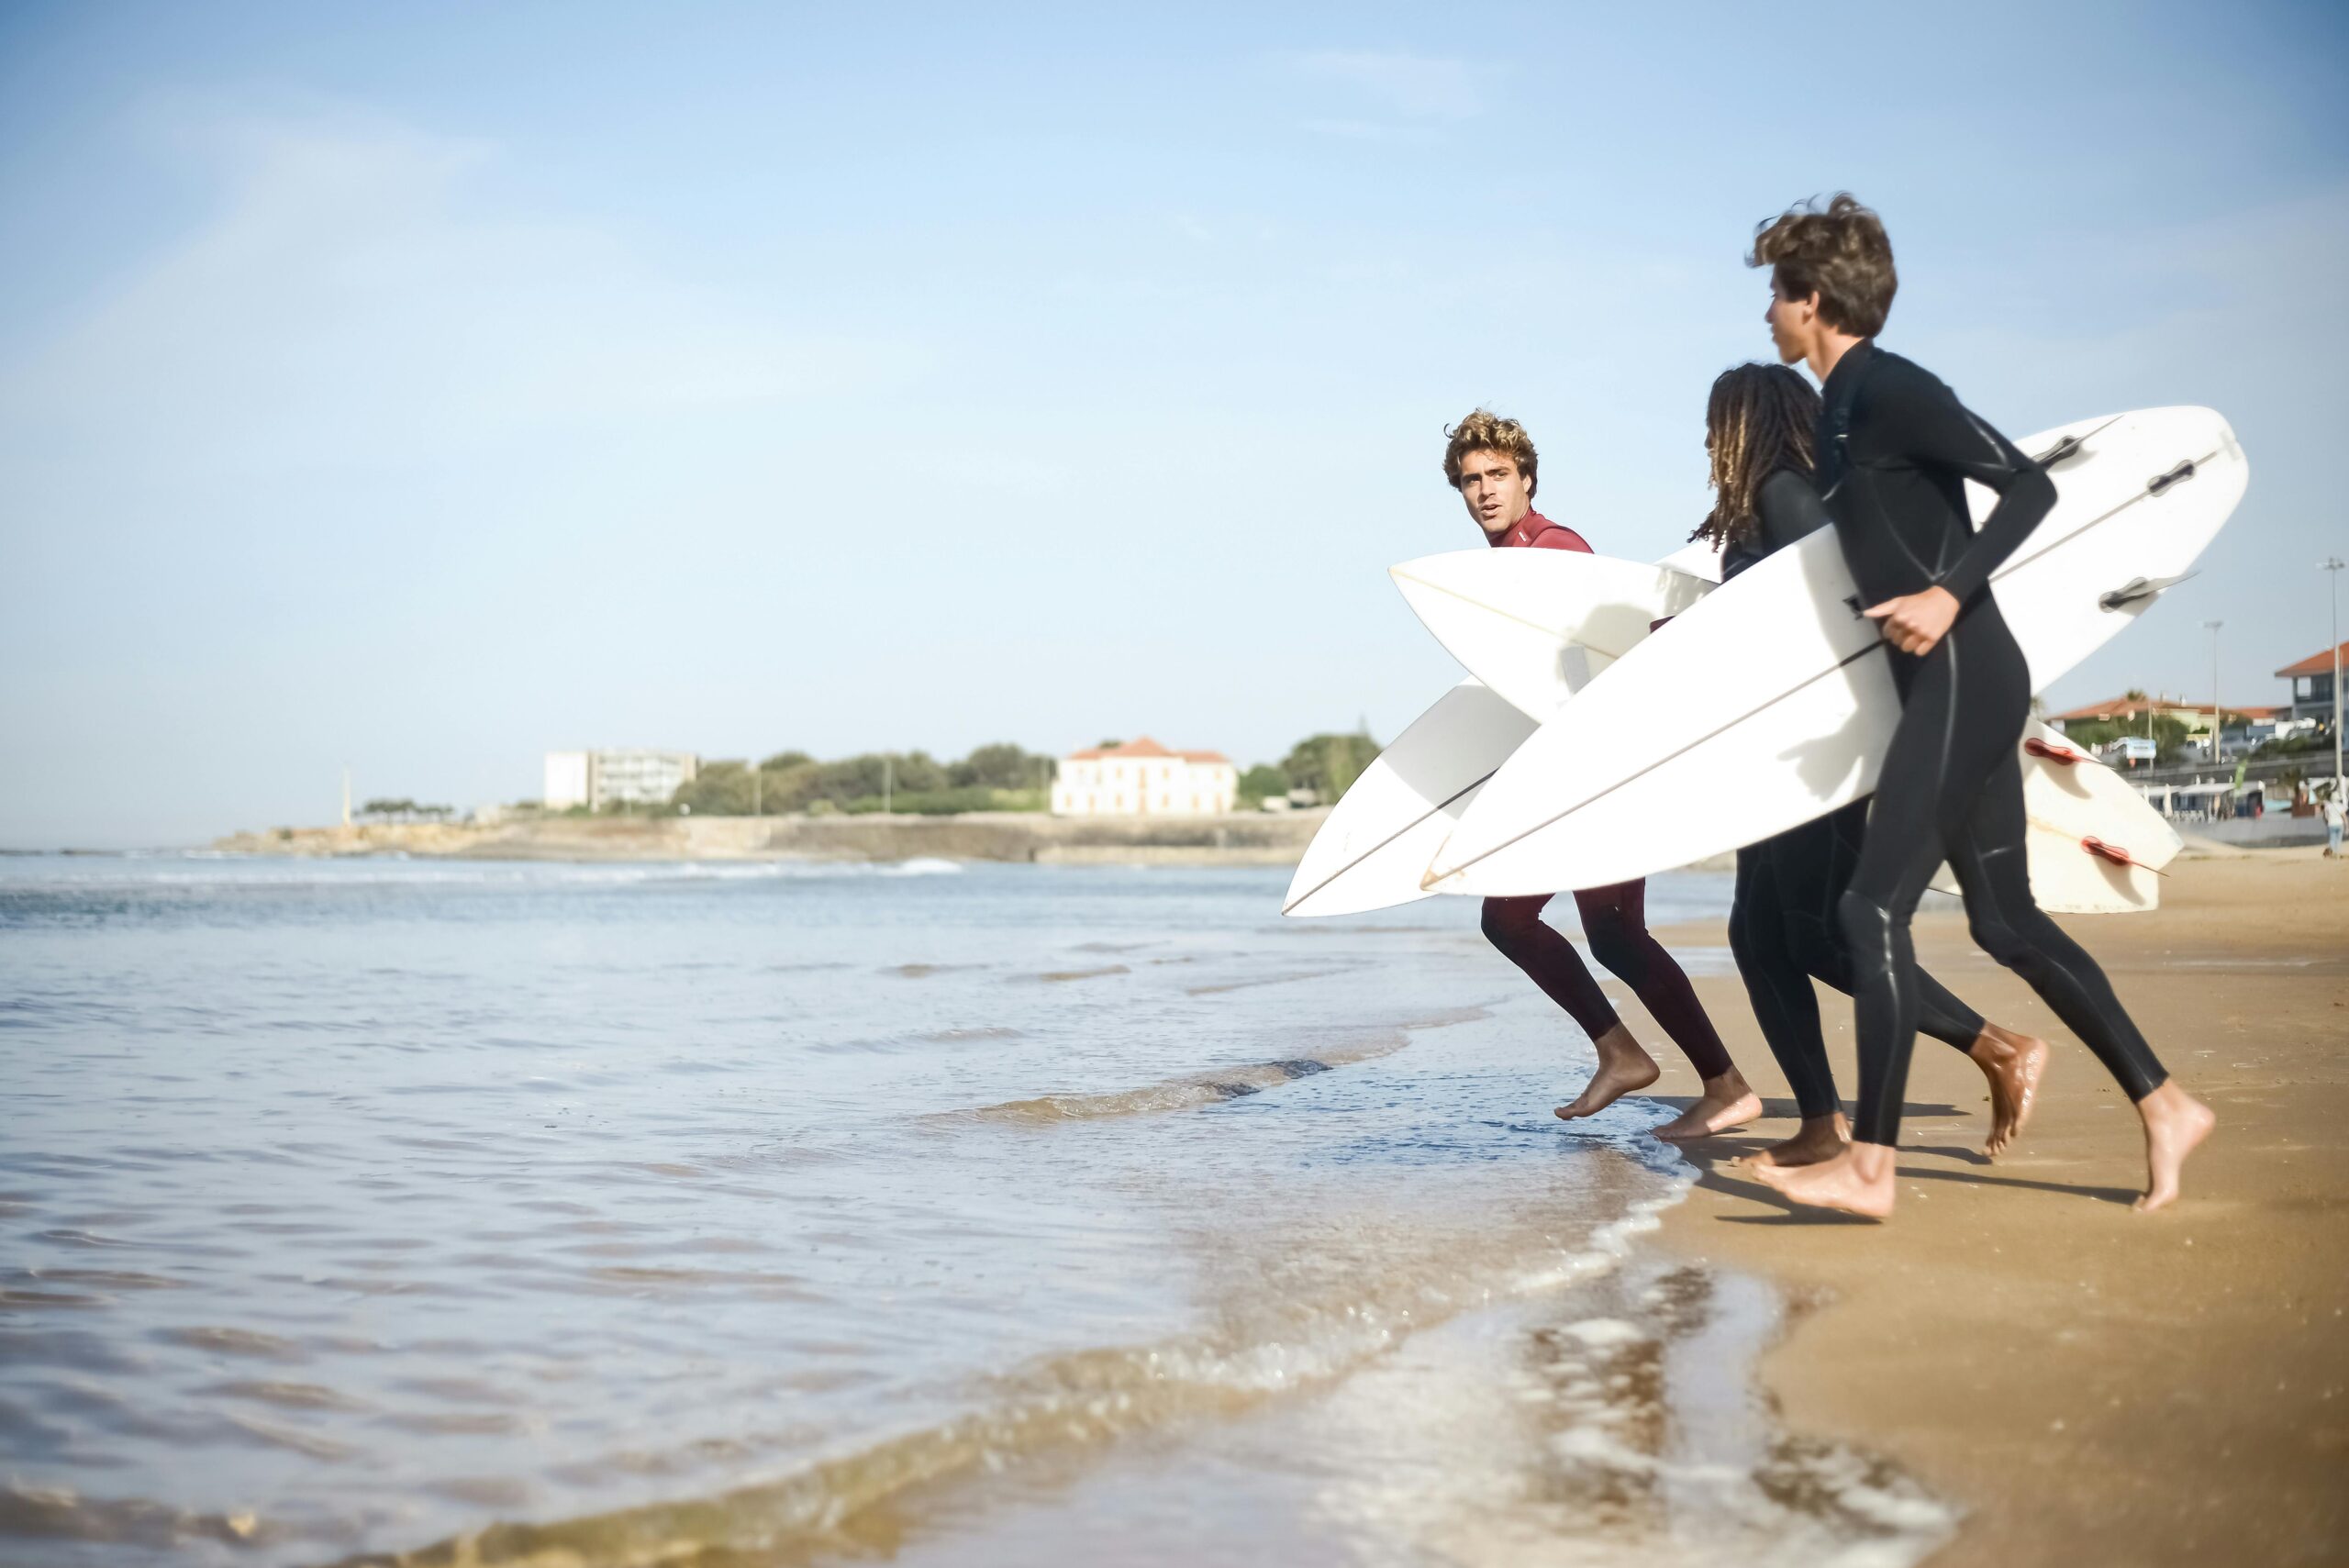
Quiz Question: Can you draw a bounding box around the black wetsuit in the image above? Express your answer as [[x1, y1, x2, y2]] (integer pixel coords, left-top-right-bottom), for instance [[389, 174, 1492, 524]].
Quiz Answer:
[[1819, 342, 2167, 1145], [1721, 470, 1987, 1122]]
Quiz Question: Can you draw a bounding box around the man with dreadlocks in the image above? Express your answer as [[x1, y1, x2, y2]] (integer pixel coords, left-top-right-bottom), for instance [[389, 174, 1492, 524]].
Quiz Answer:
[[1444, 409, 1762, 1140], [1696, 362, 2052, 1170], [1737, 195, 2213, 1217]]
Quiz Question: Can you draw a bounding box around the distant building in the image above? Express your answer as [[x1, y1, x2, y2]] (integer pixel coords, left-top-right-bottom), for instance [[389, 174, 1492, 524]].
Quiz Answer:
[[2046, 696, 2283, 744], [544, 749, 700, 812], [1052, 738, 1237, 817], [2276, 640, 2347, 726]]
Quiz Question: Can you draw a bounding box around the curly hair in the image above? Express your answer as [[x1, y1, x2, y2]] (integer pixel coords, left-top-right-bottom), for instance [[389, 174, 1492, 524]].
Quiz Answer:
[[1691, 363, 1821, 550], [1748, 193, 1897, 339], [1442, 408, 1537, 497]]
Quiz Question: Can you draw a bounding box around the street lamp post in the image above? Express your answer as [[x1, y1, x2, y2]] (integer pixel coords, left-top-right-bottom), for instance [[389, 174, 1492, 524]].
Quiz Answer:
[[2325, 558, 2344, 797], [2205, 620, 2222, 764]]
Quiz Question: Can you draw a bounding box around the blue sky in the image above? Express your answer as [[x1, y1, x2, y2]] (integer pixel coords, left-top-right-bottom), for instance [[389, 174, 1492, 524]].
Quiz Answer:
[[3, 1, 2344, 846]]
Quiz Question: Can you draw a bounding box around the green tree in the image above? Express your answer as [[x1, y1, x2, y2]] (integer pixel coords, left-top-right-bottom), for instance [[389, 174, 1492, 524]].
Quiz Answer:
[[1236, 763, 1289, 805], [1281, 733, 1381, 802], [951, 741, 1047, 789], [670, 761, 754, 816], [759, 750, 813, 773]]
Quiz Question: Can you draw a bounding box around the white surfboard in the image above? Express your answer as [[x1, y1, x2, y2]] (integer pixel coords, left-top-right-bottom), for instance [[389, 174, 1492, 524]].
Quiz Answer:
[[1392, 548, 2179, 912], [1281, 680, 1534, 917], [1386, 551, 1714, 720], [1425, 406, 2246, 896], [1926, 724, 2183, 913]]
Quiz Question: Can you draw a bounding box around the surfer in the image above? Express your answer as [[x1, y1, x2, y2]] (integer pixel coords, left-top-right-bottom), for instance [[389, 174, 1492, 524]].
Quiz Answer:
[[1739, 195, 2213, 1216], [1694, 363, 2051, 1168], [1446, 410, 1762, 1140]]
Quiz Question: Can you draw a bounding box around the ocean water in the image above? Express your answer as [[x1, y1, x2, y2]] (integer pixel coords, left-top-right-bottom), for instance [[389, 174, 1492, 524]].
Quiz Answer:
[[0, 855, 1948, 1566]]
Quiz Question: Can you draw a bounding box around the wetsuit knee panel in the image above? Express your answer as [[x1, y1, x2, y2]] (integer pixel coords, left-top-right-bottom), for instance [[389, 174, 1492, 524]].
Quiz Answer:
[[1964, 907, 2033, 969], [1480, 899, 1536, 947], [1580, 914, 1643, 981], [1837, 890, 1901, 985]]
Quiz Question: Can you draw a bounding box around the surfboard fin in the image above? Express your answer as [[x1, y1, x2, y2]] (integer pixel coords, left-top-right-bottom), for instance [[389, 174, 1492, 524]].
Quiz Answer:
[[2099, 571, 2195, 612], [2033, 433, 2087, 467], [2083, 836, 2168, 875], [2031, 412, 2123, 469], [2023, 737, 2087, 766]]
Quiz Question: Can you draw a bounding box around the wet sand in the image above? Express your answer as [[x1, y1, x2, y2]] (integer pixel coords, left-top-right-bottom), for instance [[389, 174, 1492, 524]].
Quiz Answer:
[[1632, 851, 2349, 1565]]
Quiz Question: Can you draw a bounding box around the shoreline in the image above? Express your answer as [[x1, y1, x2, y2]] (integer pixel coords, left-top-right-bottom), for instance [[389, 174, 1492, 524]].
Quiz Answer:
[[1621, 850, 2347, 1564]]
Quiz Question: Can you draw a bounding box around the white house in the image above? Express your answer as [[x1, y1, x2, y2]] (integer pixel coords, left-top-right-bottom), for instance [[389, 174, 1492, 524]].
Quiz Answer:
[[1052, 737, 1238, 817], [544, 749, 701, 812]]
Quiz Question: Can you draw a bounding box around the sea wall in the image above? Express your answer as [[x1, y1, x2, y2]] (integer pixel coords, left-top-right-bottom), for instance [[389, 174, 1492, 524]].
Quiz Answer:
[[212, 811, 1327, 866]]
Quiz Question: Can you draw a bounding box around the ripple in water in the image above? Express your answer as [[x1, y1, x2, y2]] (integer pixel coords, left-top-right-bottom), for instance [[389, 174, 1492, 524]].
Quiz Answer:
[[0, 856, 1943, 1567]]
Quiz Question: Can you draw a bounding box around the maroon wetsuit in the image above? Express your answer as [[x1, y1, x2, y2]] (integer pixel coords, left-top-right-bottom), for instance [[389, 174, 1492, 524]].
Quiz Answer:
[[1477, 509, 1735, 1081]]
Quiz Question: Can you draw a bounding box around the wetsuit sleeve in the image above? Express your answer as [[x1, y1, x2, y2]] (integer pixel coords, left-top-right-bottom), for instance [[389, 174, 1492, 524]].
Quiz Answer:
[[1753, 470, 1831, 556], [1867, 365, 2055, 606]]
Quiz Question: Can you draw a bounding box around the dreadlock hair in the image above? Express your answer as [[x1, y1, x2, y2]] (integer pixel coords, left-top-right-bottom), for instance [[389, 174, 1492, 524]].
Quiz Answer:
[[1692, 363, 1822, 549]]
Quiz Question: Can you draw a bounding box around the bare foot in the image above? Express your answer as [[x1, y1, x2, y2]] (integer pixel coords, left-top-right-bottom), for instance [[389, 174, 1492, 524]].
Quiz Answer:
[[2133, 1082, 2215, 1213], [1652, 1068, 1763, 1141], [1968, 1024, 2051, 1159], [1748, 1140, 1898, 1218], [1554, 1024, 1660, 1121], [1742, 1112, 1849, 1169]]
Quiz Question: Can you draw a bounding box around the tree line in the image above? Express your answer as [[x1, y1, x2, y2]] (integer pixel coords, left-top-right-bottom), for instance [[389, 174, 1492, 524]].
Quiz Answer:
[[668, 743, 1058, 817], [1238, 731, 1381, 807], [662, 729, 1387, 817]]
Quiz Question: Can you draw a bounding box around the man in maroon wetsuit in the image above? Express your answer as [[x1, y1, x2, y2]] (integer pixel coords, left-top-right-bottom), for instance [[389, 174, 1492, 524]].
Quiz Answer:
[[1445, 410, 1761, 1140]]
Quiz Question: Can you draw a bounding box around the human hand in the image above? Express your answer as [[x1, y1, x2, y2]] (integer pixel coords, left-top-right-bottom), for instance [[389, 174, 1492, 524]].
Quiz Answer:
[[1862, 585, 1960, 656]]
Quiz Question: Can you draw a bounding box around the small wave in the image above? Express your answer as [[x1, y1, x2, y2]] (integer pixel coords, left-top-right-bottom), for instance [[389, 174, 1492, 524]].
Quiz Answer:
[[0, 853, 966, 894], [1185, 969, 1343, 996], [0, 1482, 273, 1551], [877, 856, 963, 877], [1022, 964, 1130, 984], [943, 1008, 1488, 1124], [881, 962, 990, 979], [317, 1173, 1680, 1568]]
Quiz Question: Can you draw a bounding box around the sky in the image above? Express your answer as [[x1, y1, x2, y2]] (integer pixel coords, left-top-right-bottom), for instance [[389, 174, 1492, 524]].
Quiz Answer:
[[2, 1, 2344, 847]]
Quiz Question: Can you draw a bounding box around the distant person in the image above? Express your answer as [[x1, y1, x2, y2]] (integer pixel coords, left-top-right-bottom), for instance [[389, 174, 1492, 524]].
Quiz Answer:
[[1445, 410, 1761, 1140], [2325, 789, 2344, 856], [1693, 363, 2049, 1169], [1738, 195, 2211, 1217]]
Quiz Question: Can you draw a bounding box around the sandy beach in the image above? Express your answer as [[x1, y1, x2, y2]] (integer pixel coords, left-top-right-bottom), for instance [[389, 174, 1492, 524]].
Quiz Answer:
[[1629, 850, 2348, 1565]]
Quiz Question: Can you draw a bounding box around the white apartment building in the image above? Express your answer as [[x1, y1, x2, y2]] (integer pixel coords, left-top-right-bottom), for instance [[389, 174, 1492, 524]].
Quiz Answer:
[[1052, 737, 1237, 817], [543, 749, 701, 812]]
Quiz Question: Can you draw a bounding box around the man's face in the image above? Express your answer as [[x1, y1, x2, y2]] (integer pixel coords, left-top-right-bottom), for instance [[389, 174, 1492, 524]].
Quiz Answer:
[[1456, 449, 1532, 536], [1765, 272, 1818, 365]]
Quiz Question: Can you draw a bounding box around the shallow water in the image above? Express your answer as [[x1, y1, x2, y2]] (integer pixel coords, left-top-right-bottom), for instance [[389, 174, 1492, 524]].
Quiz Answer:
[[0, 855, 1945, 1565]]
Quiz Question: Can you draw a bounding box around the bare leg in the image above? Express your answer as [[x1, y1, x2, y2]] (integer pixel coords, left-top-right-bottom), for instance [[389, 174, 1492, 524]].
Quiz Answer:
[[1742, 1111, 1849, 1169], [1967, 1023, 2050, 1159], [1749, 1138, 1898, 1218], [1651, 1066, 1763, 1141], [1554, 1023, 1660, 1121], [2133, 1081, 2215, 1213]]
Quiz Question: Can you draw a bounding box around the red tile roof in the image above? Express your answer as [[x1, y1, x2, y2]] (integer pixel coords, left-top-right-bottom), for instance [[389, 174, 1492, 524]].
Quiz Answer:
[[2275, 641, 2349, 679], [2048, 697, 2285, 723], [1063, 736, 1231, 764]]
